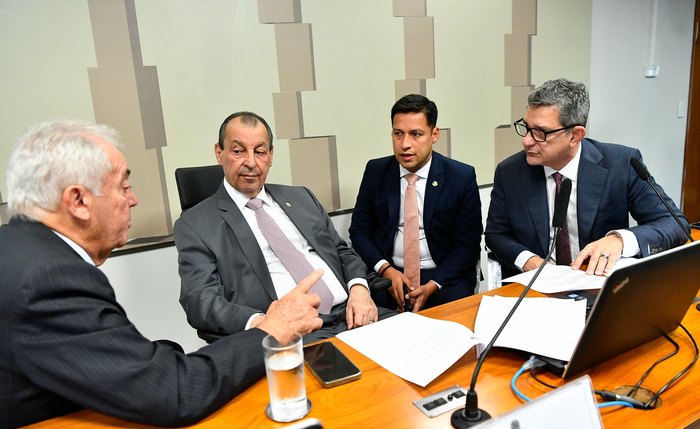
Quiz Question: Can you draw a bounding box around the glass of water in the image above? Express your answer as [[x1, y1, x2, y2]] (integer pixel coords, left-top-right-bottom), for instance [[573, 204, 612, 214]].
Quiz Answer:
[[262, 333, 310, 422]]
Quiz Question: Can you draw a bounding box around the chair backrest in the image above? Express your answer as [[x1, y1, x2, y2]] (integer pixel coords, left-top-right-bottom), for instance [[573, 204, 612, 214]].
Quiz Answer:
[[174, 165, 224, 212], [0, 202, 8, 225]]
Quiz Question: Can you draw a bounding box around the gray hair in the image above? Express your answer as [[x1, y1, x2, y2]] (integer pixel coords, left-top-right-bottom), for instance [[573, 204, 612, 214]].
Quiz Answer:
[[528, 78, 590, 127], [7, 120, 120, 220]]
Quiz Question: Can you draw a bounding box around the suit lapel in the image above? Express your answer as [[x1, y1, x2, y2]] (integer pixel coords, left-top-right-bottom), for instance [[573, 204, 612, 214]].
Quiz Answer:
[[523, 164, 550, 254], [387, 160, 401, 229], [576, 140, 607, 247], [216, 186, 278, 300], [267, 185, 346, 284], [266, 186, 318, 249], [424, 154, 445, 232]]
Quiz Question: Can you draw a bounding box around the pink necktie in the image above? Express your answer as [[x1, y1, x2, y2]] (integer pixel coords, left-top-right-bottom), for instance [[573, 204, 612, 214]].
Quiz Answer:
[[403, 174, 420, 288], [552, 172, 572, 265], [246, 198, 334, 314]]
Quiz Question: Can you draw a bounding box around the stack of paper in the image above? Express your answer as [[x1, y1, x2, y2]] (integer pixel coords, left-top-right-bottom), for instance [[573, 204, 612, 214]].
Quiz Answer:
[[337, 312, 484, 387]]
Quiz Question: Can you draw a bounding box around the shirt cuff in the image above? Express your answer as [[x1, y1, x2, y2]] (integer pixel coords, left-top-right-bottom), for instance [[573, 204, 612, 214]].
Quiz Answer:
[[374, 259, 390, 273], [430, 280, 442, 290], [515, 250, 538, 272], [607, 229, 639, 257], [245, 313, 264, 330], [348, 278, 369, 291]]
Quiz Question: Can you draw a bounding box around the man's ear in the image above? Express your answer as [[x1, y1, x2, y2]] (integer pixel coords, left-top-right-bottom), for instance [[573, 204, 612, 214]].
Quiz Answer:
[[432, 127, 440, 144], [63, 185, 92, 221], [214, 142, 226, 165], [570, 125, 586, 145]]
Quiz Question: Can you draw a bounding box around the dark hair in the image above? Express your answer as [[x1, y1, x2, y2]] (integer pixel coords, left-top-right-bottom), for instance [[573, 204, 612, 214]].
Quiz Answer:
[[391, 94, 438, 128], [217, 111, 274, 150]]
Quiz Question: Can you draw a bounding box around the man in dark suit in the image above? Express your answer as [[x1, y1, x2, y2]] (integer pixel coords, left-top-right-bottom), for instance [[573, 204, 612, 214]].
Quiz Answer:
[[0, 120, 322, 428], [349, 94, 483, 311], [174, 112, 391, 344], [485, 78, 689, 278]]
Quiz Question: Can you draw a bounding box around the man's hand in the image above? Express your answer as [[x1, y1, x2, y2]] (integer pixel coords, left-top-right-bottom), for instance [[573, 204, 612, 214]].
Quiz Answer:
[[523, 255, 545, 272], [572, 234, 624, 275], [406, 281, 438, 312], [256, 269, 324, 342], [382, 266, 411, 311], [346, 285, 378, 329]]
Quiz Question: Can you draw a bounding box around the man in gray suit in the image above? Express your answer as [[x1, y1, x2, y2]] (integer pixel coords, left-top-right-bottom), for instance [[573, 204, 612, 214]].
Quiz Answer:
[[174, 112, 392, 343], [0, 120, 322, 428]]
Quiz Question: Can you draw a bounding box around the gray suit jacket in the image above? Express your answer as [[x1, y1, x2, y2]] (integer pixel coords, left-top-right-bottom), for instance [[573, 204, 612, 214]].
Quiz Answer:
[[485, 138, 690, 276], [174, 183, 367, 337], [0, 219, 268, 428]]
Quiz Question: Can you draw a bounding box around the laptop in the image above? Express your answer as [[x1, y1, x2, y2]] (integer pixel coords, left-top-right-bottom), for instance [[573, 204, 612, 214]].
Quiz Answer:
[[540, 240, 700, 378]]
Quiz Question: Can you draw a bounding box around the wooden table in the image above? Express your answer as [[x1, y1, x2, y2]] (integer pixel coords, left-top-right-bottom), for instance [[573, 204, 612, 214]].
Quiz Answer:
[[26, 282, 700, 429]]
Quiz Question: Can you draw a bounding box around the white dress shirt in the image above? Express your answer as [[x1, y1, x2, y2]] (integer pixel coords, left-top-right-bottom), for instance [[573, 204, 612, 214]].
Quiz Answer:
[[224, 181, 364, 328], [514, 144, 640, 271], [373, 158, 439, 287]]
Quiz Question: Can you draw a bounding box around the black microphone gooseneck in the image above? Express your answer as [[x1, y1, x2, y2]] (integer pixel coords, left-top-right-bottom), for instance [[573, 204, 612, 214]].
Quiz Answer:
[[451, 179, 572, 428], [630, 158, 693, 243]]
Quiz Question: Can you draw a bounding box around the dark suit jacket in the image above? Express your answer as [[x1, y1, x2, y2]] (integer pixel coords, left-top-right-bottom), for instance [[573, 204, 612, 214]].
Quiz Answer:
[[173, 184, 367, 337], [484, 138, 690, 276], [348, 152, 483, 306], [0, 219, 268, 428]]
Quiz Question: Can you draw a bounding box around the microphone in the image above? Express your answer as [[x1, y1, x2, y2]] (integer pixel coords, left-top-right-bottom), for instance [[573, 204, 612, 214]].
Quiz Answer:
[[451, 180, 572, 428], [630, 158, 693, 242], [552, 178, 572, 228]]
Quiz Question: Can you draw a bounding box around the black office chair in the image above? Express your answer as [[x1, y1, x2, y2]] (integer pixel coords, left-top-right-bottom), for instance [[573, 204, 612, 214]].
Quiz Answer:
[[174, 165, 226, 343], [174, 165, 224, 212]]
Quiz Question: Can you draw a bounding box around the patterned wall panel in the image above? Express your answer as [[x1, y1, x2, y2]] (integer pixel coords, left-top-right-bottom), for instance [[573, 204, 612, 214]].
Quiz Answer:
[[87, 0, 172, 239], [496, 0, 537, 163], [259, 0, 340, 211], [394, 0, 450, 157]]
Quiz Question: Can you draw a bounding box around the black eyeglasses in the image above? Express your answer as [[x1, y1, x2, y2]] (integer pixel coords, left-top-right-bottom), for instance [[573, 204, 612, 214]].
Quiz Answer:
[[513, 118, 578, 143]]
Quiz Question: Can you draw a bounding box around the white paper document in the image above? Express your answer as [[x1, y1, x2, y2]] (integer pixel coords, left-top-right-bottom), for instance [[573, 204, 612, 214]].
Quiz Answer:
[[501, 257, 642, 294], [474, 295, 587, 361], [336, 312, 484, 387]]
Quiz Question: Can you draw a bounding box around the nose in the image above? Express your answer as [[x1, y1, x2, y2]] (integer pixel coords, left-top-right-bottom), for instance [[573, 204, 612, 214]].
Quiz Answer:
[[243, 150, 256, 167], [128, 189, 139, 207], [521, 132, 536, 149]]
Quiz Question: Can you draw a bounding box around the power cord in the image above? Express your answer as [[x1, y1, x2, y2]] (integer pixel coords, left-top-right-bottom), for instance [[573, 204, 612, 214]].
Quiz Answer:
[[642, 323, 698, 408], [523, 323, 698, 411], [513, 357, 636, 409], [627, 333, 679, 398]]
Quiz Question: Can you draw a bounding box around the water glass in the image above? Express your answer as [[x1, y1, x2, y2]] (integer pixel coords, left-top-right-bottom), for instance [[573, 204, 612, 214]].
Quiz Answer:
[[263, 333, 310, 422]]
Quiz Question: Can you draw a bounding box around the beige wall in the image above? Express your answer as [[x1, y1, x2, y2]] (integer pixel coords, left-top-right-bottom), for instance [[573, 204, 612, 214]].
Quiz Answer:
[[0, 0, 591, 239]]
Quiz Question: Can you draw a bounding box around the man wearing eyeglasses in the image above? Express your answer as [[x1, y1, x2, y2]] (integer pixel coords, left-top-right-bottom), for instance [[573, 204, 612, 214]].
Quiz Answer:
[[485, 78, 689, 278]]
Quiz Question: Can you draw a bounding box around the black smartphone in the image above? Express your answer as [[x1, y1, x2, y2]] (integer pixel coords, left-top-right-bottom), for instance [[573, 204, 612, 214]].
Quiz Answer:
[[304, 341, 361, 388], [690, 221, 700, 230]]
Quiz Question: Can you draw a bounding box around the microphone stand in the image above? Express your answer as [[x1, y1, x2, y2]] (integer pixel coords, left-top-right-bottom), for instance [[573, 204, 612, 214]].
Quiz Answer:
[[450, 230, 560, 428], [642, 182, 693, 243]]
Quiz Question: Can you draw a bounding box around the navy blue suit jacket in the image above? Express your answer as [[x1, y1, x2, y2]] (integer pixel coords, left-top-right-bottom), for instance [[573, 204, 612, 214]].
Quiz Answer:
[[349, 152, 482, 306], [485, 138, 690, 276]]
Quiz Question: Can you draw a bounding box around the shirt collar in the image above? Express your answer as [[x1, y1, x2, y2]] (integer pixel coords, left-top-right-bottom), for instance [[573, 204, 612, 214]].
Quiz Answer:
[[52, 230, 95, 266], [223, 179, 273, 211], [398, 156, 432, 180], [544, 143, 582, 181]]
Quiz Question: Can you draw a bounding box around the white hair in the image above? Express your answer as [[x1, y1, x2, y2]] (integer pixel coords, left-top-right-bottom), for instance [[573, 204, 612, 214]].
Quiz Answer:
[[6, 120, 121, 220]]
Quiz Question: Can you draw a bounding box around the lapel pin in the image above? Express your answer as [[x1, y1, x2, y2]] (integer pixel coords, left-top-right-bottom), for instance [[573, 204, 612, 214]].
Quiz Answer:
[[285, 202, 292, 207], [432, 181, 438, 187]]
